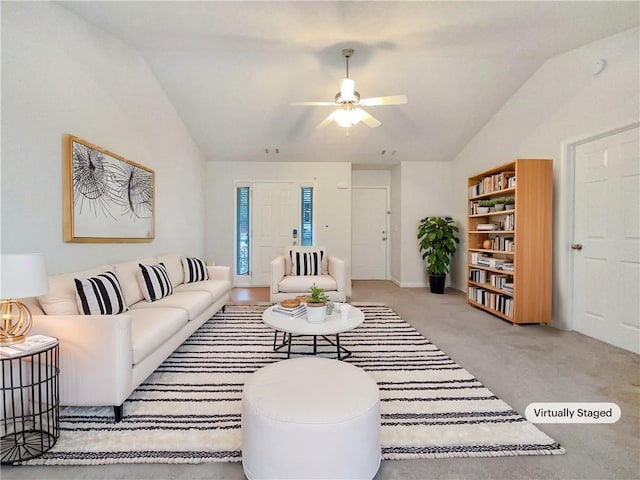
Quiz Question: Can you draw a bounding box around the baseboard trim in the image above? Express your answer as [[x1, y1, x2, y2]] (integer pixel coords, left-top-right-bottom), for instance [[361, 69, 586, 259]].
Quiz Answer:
[[398, 282, 428, 288]]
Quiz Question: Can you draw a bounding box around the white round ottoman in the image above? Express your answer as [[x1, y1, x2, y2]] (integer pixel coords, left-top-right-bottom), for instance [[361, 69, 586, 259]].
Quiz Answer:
[[241, 356, 381, 480]]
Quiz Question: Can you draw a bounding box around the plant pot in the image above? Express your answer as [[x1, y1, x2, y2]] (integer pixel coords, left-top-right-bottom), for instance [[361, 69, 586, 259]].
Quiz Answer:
[[306, 303, 327, 323], [494, 204, 505, 211], [477, 206, 490, 214], [505, 204, 515, 210], [428, 274, 446, 294]]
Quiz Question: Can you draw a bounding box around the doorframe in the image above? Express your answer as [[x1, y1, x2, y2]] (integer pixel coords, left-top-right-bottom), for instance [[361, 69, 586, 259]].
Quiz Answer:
[[559, 121, 640, 331], [233, 180, 316, 286], [351, 185, 390, 280]]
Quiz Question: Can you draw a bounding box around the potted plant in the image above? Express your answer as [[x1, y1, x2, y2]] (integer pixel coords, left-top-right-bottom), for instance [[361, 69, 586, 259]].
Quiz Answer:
[[477, 199, 493, 214], [503, 197, 515, 210], [306, 284, 329, 323], [417, 216, 460, 294], [493, 197, 506, 211]]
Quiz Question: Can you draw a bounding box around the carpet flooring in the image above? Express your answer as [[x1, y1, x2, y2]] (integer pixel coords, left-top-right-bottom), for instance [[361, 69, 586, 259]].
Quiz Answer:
[[21, 305, 565, 465]]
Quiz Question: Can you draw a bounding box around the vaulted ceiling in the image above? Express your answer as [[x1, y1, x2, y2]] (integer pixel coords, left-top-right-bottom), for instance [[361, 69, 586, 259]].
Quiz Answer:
[[58, 1, 639, 168]]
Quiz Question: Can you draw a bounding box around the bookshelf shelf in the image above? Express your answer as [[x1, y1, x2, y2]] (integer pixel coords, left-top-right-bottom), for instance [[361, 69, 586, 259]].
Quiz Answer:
[[466, 159, 553, 325], [468, 280, 514, 296], [468, 299, 513, 322], [469, 211, 515, 218]]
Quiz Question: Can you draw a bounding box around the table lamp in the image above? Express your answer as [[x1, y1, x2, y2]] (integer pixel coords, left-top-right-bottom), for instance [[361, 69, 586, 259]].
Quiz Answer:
[[0, 253, 49, 345]]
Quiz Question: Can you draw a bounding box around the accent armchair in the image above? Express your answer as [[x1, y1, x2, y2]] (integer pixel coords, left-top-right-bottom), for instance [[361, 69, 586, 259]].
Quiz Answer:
[[270, 246, 346, 303]]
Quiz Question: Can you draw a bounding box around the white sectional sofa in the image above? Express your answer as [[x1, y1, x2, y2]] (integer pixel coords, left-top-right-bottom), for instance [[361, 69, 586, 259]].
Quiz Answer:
[[24, 253, 231, 421]]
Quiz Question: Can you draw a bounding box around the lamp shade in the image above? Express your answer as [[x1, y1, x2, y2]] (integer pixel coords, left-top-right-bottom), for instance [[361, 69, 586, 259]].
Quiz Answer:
[[0, 253, 49, 299]]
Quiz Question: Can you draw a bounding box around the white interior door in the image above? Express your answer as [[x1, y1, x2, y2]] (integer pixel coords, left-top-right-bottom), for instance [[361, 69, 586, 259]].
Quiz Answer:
[[352, 187, 388, 280], [573, 125, 639, 353], [252, 182, 299, 286]]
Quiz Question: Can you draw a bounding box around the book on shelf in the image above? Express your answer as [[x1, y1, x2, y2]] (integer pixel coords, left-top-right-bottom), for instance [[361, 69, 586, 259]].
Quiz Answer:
[[468, 287, 513, 316], [470, 172, 516, 199], [478, 257, 505, 268], [503, 213, 515, 230], [469, 268, 487, 283], [490, 236, 514, 252], [0, 335, 57, 358], [477, 223, 499, 231], [470, 252, 512, 270]]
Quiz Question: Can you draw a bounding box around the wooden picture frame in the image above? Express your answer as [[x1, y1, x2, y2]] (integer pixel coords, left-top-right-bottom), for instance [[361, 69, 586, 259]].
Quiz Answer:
[[63, 135, 155, 243]]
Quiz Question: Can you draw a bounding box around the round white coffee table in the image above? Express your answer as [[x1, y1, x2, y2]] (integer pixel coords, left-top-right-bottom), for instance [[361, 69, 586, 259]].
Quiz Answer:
[[262, 305, 364, 360]]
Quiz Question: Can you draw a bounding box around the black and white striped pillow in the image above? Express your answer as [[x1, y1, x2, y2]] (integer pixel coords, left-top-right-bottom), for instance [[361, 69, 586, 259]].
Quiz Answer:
[[74, 271, 128, 315], [290, 250, 324, 276], [138, 263, 173, 302], [182, 257, 209, 283]]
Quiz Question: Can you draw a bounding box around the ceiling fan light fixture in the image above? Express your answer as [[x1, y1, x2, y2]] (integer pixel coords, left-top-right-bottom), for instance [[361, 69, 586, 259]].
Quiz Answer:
[[351, 108, 367, 124], [340, 78, 355, 102], [332, 107, 368, 128], [334, 109, 353, 128]]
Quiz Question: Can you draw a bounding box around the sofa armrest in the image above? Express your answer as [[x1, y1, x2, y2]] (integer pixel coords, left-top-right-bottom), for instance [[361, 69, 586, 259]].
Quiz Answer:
[[30, 314, 133, 407], [207, 265, 231, 282], [270, 256, 285, 296], [328, 256, 346, 294]]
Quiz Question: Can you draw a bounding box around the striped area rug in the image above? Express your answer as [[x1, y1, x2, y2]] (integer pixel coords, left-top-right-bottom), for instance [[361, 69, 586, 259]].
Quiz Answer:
[[22, 304, 564, 465]]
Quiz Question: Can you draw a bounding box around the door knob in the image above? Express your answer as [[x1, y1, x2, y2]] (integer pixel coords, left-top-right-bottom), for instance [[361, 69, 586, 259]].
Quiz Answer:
[[571, 244, 583, 250]]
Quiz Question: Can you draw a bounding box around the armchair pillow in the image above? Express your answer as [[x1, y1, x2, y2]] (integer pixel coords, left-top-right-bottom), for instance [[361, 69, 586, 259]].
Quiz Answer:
[[290, 250, 324, 276], [74, 271, 128, 315], [182, 257, 209, 283], [138, 263, 173, 302]]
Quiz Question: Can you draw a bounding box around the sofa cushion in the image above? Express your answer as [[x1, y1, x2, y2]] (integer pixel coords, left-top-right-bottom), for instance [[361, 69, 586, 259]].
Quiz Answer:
[[138, 263, 174, 302], [174, 279, 232, 300], [37, 264, 112, 315], [74, 271, 128, 315], [128, 307, 188, 365], [156, 253, 184, 288], [182, 257, 209, 283], [130, 290, 212, 321], [113, 256, 157, 306], [279, 274, 337, 294], [285, 246, 328, 275]]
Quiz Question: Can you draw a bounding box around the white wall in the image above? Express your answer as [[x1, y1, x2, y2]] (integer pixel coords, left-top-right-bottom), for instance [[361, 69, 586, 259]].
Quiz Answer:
[[399, 162, 455, 287], [451, 27, 640, 329], [205, 162, 352, 291], [1, 3, 207, 274], [352, 170, 391, 187]]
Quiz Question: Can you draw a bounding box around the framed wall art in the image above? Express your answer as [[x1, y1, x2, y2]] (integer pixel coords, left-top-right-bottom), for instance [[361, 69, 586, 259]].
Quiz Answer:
[[63, 135, 155, 243]]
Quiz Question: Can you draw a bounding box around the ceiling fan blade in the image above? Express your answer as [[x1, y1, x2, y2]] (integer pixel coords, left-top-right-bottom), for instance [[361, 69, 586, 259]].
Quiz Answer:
[[317, 111, 338, 128], [292, 101, 335, 106], [357, 109, 381, 128], [360, 95, 408, 106]]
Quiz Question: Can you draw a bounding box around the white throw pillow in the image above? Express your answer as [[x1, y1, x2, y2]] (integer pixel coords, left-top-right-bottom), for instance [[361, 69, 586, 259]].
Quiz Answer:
[[290, 250, 323, 276], [182, 257, 209, 283], [138, 263, 173, 302], [74, 271, 128, 315]]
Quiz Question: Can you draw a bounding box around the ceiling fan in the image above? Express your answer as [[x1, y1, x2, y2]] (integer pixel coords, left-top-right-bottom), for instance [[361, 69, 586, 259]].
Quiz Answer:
[[293, 49, 408, 132]]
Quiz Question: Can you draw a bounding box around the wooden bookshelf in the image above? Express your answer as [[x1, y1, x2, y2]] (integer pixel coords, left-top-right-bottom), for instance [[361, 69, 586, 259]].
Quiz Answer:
[[466, 159, 553, 324]]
